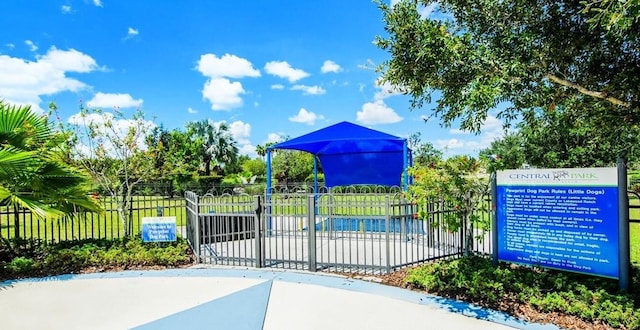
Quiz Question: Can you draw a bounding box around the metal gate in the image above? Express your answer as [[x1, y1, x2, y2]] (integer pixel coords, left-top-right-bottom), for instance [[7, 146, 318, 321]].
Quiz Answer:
[[185, 190, 492, 274]]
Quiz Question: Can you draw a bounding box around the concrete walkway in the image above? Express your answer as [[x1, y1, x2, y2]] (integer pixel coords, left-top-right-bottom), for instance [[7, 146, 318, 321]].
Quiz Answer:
[[0, 267, 560, 330]]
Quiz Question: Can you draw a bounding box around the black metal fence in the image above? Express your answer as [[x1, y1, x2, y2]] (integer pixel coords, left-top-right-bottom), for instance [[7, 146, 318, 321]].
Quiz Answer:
[[0, 194, 186, 244], [185, 189, 494, 275]]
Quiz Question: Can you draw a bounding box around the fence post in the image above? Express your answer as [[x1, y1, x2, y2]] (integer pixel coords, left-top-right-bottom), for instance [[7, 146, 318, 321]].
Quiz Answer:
[[193, 193, 201, 263], [618, 157, 630, 291], [307, 195, 317, 272], [385, 196, 391, 274], [491, 172, 498, 267], [13, 205, 20, 240], [129, 195, 134, 236], [254, 195, 263, 268]]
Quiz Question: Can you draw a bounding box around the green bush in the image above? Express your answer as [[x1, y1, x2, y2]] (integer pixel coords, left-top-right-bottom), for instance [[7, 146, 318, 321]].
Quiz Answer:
[[0, 236, 193, 280], [405, 256, 640, 329], [7, 257, 36, 273]]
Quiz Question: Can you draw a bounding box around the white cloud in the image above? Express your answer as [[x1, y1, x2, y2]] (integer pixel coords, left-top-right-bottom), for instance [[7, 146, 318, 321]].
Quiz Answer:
[[92, 0, 103, 7], [374, 79, 402, 100], [6, 43, 15, 49], [196, 54, 259, 111], [482, 115, 503, 131], [197, 53, 260, 79], [61, 5, 72, 13], [0, 47, 99, 111], [356, 100, 403, 125], [390, 0, 437, 18], [239, 144, 257, 157], [124, 27, 139, 39], [436, 115, 505, 155], [229, 120, 251, 144], [264, 61, 309, 82], [267, 133, 283, 143], [86, 92, 143, 108], [357, 58, 376, 70], [202, 77, 245, 110], [187, 107, 198, 114], [68, 111, 157, 158], [449, 128, 467, 135], [253, 101, 259, 107], [289, 108, 324, 125], [25, 40, 38, 52], [435, 138, 465, 150], [68, 112, 113, 126], [291, 84, 326, 95], [420, 3, 437, 17], [321, 60, 342, 73], [271, 84, 285, 90]]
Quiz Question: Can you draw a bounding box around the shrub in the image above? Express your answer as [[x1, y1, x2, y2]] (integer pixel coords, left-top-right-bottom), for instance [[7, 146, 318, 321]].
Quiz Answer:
[[0, 236, 193, 280], [7, 257, 36, 273], [405, 256, 640, 329]]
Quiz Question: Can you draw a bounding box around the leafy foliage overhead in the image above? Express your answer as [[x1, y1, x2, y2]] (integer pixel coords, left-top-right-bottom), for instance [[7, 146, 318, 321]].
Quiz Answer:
[[375, 0, 640, 139]]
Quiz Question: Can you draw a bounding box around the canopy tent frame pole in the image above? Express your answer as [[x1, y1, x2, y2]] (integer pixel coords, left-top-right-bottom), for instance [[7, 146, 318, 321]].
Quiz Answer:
[[266, 148, 273, 236], [402, 139, 409, 191], [313, 155, 319, 216], [313, 155, 318, 194]]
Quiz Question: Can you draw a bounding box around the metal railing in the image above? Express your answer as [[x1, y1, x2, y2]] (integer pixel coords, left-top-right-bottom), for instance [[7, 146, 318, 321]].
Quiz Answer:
[[185, 190, 493, 274], [0, 194, 186, 244]]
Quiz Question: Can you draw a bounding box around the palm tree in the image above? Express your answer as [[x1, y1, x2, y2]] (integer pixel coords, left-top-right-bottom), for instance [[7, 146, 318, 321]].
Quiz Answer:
[[0, 101, 101, 238], [187, 120, 239, 176]]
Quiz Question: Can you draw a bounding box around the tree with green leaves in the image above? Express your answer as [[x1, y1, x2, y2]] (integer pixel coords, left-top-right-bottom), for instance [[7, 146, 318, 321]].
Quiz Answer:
[[146, 126, 200, 194], [272, 150, 315, 186], [0, 101, 100, 239], [376, 0, 640, 154], [408, 155, 489, 255], [480, 107, 640, 169], [187, 120, 239, 176], [583, 0, 640, 34], [479, 132, 526, 170], [67, 104, 156, 236], [408, 132, 443, 166], [242, 157, 266, 179]]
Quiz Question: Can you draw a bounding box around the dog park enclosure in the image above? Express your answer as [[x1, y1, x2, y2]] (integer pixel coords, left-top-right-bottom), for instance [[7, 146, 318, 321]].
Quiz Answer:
[[185, 189, 492, 274], [185, 122, 490, 274]]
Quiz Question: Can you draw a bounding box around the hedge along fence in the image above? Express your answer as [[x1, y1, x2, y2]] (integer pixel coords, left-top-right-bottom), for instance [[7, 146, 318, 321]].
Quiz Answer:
[[0, 195, 187, 244]]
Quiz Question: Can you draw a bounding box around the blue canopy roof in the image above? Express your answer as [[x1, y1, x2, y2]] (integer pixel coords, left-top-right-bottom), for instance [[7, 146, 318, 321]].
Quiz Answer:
[[270, 121, 409, 188]]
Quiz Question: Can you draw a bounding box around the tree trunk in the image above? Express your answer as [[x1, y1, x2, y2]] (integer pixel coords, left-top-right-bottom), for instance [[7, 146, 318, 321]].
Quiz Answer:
[[204, 157, 211, 176]]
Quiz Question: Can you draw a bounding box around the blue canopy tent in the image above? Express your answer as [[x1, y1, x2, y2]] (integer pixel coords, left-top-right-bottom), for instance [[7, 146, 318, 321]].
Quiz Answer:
[[265, 121, 412, 192]]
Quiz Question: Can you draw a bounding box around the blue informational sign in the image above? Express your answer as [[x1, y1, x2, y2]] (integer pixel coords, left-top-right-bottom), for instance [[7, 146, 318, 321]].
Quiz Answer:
[[141, 217, 177, 242], [496, 168, 619, 279]]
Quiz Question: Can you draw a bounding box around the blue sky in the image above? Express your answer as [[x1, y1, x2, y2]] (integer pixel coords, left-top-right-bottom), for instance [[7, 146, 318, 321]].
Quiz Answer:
[[1, 0, 503, 157]]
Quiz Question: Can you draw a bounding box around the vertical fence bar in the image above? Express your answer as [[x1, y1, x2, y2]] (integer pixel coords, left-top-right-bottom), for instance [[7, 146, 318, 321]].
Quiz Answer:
[[618, 158, 630, 291], [254, 195, 262, 268], [307, 195, 317, 272], [491, 173, 498, 266], [385, 196, 391, 274]]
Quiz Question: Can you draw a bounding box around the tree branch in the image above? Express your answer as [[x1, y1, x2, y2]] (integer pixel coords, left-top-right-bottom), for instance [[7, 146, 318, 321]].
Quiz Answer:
[[545, 73, 631, 107]]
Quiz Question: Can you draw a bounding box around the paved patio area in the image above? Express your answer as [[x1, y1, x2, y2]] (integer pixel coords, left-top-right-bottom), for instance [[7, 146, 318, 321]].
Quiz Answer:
[[0, 267, 559, 330]]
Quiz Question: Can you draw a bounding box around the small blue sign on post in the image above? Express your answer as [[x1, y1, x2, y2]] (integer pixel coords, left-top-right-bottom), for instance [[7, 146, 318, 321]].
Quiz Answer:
[[141, 216, 177, 242]]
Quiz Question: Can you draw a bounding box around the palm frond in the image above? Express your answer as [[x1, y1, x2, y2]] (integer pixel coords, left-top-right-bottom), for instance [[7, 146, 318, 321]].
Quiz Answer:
[[0, 146, 35, 177], [0, 101, 52, 149]]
